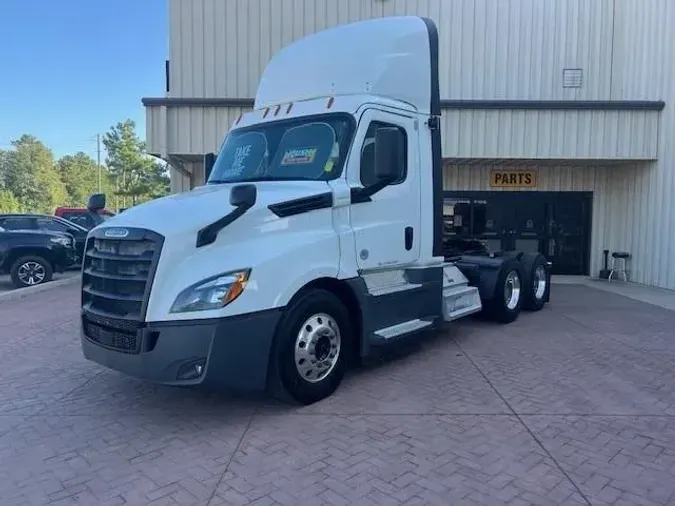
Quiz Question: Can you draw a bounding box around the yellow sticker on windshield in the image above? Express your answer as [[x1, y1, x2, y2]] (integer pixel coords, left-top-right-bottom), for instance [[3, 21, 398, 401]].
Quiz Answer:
[[324, 160, 334, 172], [280, 147, 317, 165]]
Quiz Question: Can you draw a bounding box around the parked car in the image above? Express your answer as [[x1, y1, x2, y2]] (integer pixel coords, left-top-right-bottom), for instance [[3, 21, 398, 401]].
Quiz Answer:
[[0, 213, 89, 263], [54, 206, 114, 230], [0, 228, 78, 288]]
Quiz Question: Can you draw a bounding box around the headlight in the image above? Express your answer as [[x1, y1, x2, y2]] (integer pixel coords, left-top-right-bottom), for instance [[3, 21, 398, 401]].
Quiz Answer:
[[50, 236, 72, 246], [170, 269, 251, 313]]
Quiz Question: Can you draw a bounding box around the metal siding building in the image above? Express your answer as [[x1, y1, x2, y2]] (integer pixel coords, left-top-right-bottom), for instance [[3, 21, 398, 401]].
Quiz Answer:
[[143, 0, 675, 290]]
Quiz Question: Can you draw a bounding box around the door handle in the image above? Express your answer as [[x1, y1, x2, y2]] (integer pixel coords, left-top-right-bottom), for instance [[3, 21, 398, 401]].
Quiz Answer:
[[405, 227, 413, 250]]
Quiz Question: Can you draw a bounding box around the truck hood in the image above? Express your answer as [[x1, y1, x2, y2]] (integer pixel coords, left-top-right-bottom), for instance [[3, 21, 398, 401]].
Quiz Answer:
[[97, 181, 331, 236]]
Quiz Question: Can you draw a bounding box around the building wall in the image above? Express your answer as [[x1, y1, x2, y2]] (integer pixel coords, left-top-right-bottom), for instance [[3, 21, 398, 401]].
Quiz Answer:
[[609, 0, 675, 289], [169, 162, 202, 193], [168, 0, 617, 101], [444, 161, 656, 282], [148, 0, 675, 290], [169, 169, 191, 193], [155, 0, 665, 163], [147, 105, 251, 157], [147, 104, 659, 161], [441, 109, 658, 160]]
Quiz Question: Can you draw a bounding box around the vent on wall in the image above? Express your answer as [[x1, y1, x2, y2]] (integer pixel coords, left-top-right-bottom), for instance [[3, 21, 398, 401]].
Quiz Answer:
[[562, 68, 583, 88]]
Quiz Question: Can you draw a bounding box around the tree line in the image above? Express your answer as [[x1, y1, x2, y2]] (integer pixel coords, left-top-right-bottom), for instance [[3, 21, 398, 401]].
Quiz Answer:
[[0, 119, 170, 214]]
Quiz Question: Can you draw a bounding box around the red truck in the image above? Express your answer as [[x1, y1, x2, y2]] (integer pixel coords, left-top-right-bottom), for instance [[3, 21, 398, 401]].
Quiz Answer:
[[54, 207, 114, 230]]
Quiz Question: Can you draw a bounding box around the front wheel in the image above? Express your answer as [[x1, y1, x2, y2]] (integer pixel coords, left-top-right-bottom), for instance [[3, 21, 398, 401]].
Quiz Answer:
[[10, 255, 53, 289], [272, 288, 352, 405]]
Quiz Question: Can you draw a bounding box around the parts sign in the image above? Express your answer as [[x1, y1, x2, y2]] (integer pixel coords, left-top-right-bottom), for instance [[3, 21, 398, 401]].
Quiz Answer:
[[489, 169, 537, 188]]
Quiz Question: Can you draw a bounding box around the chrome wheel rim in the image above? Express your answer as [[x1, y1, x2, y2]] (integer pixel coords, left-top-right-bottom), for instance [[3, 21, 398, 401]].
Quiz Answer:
[[18, 262, 46, 285], [504, 270, 521, 310], [294, 313, 341, 383], [533, 265, 547, 300]]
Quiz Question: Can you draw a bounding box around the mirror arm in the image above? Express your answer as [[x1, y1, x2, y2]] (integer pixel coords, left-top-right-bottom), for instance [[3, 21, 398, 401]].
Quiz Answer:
[[350, 176, 395, 204], [195, 184, 257, 248], [88, 209, 103, 226]]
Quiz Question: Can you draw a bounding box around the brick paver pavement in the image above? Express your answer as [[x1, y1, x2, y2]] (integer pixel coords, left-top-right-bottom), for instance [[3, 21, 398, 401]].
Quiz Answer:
[[2, 282, 675, 505]]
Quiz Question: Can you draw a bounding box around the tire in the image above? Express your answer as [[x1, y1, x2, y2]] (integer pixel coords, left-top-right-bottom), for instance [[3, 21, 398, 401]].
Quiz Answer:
[[271, 288, 353, 405], [10, 255, 53, 289], [520, 253, 551, 311], [484, 258, 523, 324]]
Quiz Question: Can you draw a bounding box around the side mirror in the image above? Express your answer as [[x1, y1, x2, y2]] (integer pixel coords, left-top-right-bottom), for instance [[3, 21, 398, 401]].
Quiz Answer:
[[229, 183, 257, 208], [204, 152, 216, 181], [374, 127, 405, 182], [87, 193, 106, 212]]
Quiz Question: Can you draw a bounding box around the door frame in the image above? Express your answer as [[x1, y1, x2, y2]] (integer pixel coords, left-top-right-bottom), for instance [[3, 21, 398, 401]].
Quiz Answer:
[[346, 106, 422, 272], [546, 191, 593, 276]]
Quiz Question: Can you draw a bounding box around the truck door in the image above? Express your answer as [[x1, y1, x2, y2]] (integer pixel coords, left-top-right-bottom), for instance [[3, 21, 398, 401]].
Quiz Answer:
[[347, 108, 421, 271]]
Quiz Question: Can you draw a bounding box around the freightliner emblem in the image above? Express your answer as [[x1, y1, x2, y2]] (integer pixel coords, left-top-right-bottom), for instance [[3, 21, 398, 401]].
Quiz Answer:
[[104, 228, 129, 238]]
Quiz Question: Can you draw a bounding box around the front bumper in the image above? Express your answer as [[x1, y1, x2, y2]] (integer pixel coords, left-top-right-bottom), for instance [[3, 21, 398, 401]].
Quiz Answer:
[[54, 246, 79, 272], [80, 308, 283, 392]]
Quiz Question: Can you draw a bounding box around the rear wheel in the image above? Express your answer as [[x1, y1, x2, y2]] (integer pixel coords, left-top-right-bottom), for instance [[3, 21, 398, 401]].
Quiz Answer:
[[502, 251, 551, 310], [9, 255, 53, 289], [272, 288, 352, 405], [524, 254, 550, 310], [484, 258, 523, 323]]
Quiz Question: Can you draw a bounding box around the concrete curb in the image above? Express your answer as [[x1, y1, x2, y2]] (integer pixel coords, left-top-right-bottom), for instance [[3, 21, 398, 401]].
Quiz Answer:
[[0, 274, 81, 303]]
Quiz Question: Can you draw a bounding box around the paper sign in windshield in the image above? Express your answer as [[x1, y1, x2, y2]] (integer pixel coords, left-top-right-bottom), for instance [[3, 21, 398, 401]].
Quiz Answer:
[[280, 147, 318, 166], [231, 144, 252, 176]]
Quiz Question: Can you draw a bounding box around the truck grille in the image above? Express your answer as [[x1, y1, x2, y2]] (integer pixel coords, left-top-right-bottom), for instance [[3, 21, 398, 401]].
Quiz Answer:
[[81, 227, 164, 353], [82, 312, 139, 353]]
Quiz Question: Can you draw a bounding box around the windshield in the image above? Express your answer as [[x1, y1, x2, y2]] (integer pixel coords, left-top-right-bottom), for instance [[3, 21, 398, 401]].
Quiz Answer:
[[207, 113, 355, 184]]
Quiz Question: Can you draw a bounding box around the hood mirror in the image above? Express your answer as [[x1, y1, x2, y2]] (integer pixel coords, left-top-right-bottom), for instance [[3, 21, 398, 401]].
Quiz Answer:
[[229, 183, 257, 208]]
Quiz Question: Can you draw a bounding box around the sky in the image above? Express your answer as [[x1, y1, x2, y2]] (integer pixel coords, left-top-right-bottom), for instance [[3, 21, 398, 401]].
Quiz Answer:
[[0, 0, 167, 160]]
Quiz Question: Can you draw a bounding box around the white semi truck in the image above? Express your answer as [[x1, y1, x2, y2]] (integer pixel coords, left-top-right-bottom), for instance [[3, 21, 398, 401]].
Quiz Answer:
[[80, 16, 551, 405]]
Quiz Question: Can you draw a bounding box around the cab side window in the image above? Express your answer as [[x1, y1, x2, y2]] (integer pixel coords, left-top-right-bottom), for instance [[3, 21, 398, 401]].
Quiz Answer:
[[63, 213, 92, 229], [360, 121, 407, 187]]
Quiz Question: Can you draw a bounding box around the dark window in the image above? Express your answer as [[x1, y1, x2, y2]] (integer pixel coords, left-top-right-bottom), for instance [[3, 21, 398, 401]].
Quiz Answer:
[[1, 217, 35, 230], [62, 213, 93, 229], [443, 199, 472, 237], [360, 121, 407, 187], [36, 217, 68, 233]]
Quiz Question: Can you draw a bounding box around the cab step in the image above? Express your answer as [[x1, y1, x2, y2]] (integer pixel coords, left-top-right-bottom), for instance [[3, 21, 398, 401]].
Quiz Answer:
[[373, 317, 435, 340], [442, 284, 482, 321], [441, 263, 482, 321]]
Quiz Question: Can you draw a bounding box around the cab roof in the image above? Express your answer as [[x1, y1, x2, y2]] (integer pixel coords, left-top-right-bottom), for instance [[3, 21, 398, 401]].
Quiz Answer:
[[253, 16, 440, 116]]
